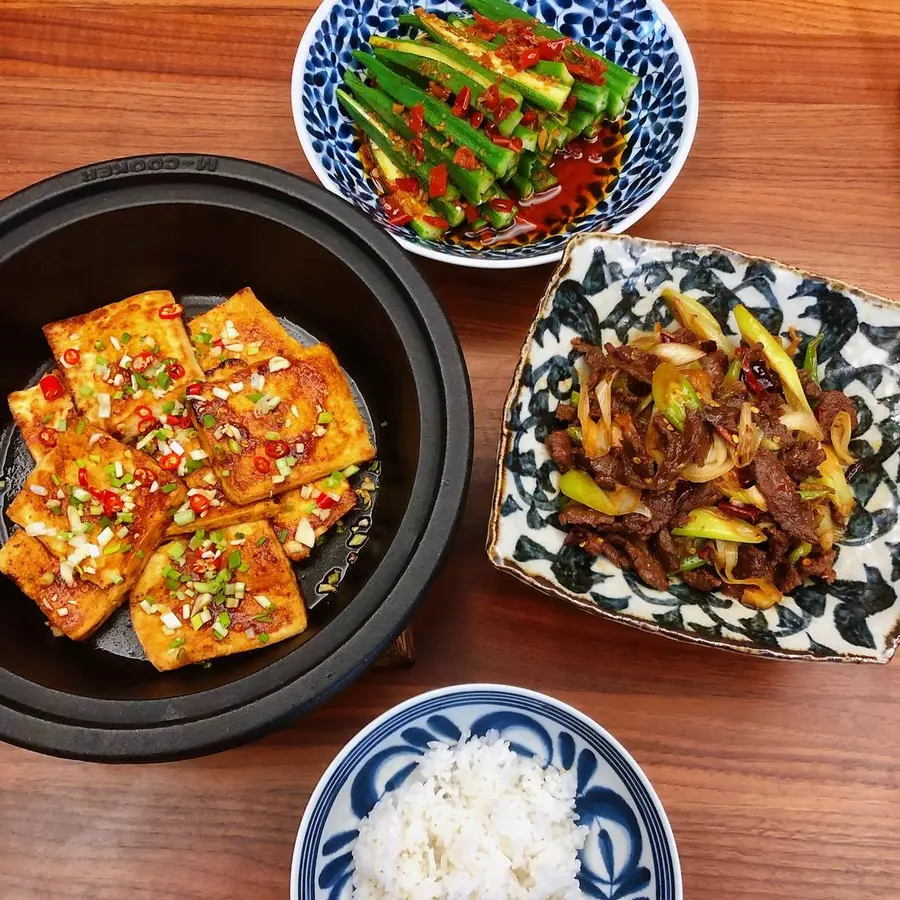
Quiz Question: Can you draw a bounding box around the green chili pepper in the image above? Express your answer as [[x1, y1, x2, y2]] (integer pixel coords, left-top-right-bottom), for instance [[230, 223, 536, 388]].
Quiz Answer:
[[558, 469, 617, 516], [788, 542, 812, 565], [677, 554, 706, 572], [651, 361, 702, 432], [803, 333, 823, 385], [566, 425, 584, 444], [672, 508, 766, 543]]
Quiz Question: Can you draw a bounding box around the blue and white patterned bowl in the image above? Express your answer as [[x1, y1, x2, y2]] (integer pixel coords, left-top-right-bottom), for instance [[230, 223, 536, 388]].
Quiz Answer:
[[488, 232, 900, 663], [290, 684, 681, 899], [291, 0, 698, 268]]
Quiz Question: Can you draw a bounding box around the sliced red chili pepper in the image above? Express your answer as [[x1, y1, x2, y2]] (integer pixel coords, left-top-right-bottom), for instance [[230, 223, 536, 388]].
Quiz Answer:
[[428, 81, 451, 101], [658, 331, 675, 344], [464, 203, 480, 224], [386, 210, 414, 227], [538, 37, 572, 60], [166, 414, 190, 427], [159, 302, 184, 320], [253, 456, 272, 474], [714, 424, 734, 445], [394, 176, 418, 193], [741, 358, 768, 396], [38, 427, 57, 448], [518, 47, 540, 69], [101, 490, 124, 517], [469, 110, 485, 128], [317, 493, 339, 510], [135, 405, 154, 420], [168, 363, 185, 380], [408, 138, 425, 163], [563, 93, 577, 111], [429, 163, 448, 199], [717, 501, 762, 524], [138, 416, 157, 433], [490, 134, 523, 151], [189, 494, 211, 514], [451, 85, 471, 117], [422, 215, 449, 228], [132, 351, 155, 373], [159, 453, 180, 471], [39, 374, 64, 401], [132, 466, 154, 485], [265, 440, 289, 459], [62, 348, 80, 366], [453, 147, 479, 170], [520, 109, 538, 126], [481, 83, 500, 111], [472, 11, 500, 36], [87, 486, 103, 501], [488, 197, 516, 213], [77, 467, 89, 489], [186, 382, 204, 396], [408, 103, 424, 136]]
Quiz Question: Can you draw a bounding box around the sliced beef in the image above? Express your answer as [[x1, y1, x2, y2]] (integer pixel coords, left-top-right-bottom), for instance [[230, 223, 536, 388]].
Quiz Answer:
[[815, 391, 858, 433], [607, 536, 669, 591], [665, 327, 702, 345], [657, 410, 710, 484], [601, 343, 659, 384], [546, 430, 575, 473], [701, 398, 743, 433], [555, 402, 578, 424], [586, 454, 623, 491], [618, 413, 655, 475], [721, 583, 746, 601], [734, 545, 773, 581], [680, 567, 722, 592], [799, 369, 824, 402], [676, 481, 721, 514], [766, 528, 792, 566], [642, 490, 678, 533], [780, 435, 826, 481], [575, 532, 633, 569], [698, 349, 729, 388], [751, 448, 819, 543], [653, 528, 681, 572], [558, 503, 614, 530], [775, 564, 803, 594], [799, 549, 838, 584]]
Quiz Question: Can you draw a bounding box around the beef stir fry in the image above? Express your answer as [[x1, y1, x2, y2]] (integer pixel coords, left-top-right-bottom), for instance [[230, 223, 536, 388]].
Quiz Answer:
[[548, 289, 858, 609]]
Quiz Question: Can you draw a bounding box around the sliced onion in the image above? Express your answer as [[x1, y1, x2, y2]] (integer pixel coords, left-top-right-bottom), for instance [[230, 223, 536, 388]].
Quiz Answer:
[[644, 414, 665, 466], [830, 411, 855, 464], [604, 486, 644, 516], [818, 446, 855, 519], [716, 471, 768, 511], [578, 367, 615, 459], [651, 343, 707, 366], [681, 433, 735, 483], [779, 407, 822, 440], [686, 369, 714, 404], [712, 539, 783, 609], [734, 402, 762, 468]]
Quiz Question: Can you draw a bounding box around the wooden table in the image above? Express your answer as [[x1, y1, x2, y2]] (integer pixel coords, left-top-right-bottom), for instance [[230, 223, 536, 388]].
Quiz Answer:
[[1, 2, 899, 898]]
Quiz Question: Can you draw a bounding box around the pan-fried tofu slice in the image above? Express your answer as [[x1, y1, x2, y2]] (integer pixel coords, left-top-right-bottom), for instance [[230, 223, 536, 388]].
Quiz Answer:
[[128, 389, 278, 536], [187, 287, 304, 372], [43, 290, 204, 440], [0, 531, 128, 639], [272, 472, 358, 561], [6, 426, 185, 590], [186, 343, 375, 505], [130, 520, 307, 671], [7, 370, 76, 462]]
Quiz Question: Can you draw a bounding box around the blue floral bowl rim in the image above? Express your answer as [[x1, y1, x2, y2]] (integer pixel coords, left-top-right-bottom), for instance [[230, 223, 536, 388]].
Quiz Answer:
[[288, 681, 682, 899], [486, 230, 900, 664], [290, 0, 700, 270]]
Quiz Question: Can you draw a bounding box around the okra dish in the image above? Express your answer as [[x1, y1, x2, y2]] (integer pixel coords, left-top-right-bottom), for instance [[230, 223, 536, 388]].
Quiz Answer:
[[337, 0, 638, 246], [0, 288, 376, 671], [548, 289, 858, 609]]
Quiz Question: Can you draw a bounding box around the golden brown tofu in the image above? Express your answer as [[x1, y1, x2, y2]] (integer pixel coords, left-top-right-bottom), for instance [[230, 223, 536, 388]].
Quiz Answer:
[[186, 343, 375, 505], [7, 371, 76, 462], [130, 520, 307, 671], [6, 426, 185, 590], [272, 473, 358, 561], [0, 531, 128, 639], [187, 287, 305, 372], [43, 290, 204, 440]]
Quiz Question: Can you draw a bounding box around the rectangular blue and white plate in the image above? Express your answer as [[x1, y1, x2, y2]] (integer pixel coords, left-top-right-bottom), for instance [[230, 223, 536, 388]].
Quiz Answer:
[[488, 232, 900, 663]]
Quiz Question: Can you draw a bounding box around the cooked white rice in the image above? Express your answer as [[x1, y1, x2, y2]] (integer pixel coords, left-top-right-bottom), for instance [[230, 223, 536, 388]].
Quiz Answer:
[[351, 732, 588, 900]]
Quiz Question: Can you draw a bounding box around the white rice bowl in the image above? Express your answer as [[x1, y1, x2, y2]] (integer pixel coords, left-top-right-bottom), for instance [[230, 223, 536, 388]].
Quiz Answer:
[[351, 732, 589, 900]]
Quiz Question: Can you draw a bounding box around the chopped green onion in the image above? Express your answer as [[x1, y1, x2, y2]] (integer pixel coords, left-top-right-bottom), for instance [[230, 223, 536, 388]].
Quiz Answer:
[[51, 474, 61, 486], [202, 414, 216, 428], [173, 508, 196, 527], [56, 418, 67, 432], [258, 633, 270, 644], [348, 534, 367, 548], [162, 400, 175, 414], [247, 392, 264, 403], [168, 541, 185, 559], [569, 390, 580, 405], [102, 543, 121, 556], [79, 385, 94, 397], [277, 528, 288, 544], [228, 438, 240, 453], [324, 472, 344, 490], [162, 483, 178, 493], [228, 550, 241, 570], [256, 536, 267, 546], [317, 411, 333, 424], [169, 637, 185, 650], [217, 611, 230, 627], [238, 562, 250, 572], [265, 431, 280, 441], [566, 425, 583, 444], [157, 371, 172, 390], [94, 340, 105, 351], [76, 419, 85, 435], [342, 464, 360, 477], [121, 332, 131, 343], [195, 331, 212, 344], [189, 529, 206, 549], [803, 334, 824, 385]]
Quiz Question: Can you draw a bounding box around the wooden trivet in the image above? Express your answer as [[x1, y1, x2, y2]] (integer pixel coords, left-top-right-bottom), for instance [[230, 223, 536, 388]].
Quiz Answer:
[[374, 627, 415, 667]]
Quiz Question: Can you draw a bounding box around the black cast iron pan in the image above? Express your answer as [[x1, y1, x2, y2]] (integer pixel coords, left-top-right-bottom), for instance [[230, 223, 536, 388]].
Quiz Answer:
[[0, 154, 472, 761]]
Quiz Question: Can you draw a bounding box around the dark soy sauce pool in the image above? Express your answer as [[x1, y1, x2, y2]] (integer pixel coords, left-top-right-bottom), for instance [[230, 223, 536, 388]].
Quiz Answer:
[[0, 294, 379, 661]]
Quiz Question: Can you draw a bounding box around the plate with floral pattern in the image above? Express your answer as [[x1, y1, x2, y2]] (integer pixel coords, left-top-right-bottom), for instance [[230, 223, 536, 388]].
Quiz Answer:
[[291, 0, 698, 268], [488, 232, 900, 662]]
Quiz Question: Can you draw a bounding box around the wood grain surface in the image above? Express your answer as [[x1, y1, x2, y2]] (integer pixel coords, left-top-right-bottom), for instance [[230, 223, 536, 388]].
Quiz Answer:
[[2, 2, 899, 898]]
